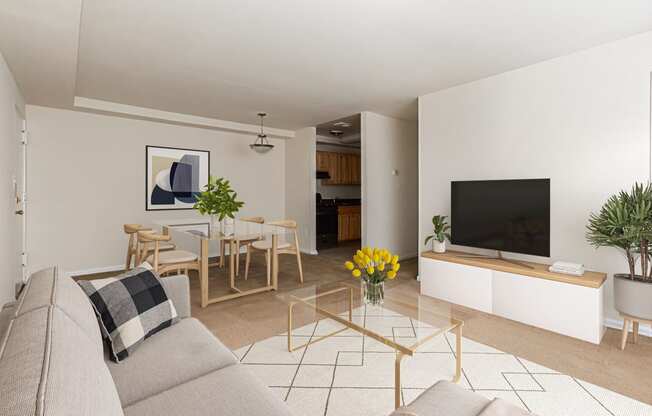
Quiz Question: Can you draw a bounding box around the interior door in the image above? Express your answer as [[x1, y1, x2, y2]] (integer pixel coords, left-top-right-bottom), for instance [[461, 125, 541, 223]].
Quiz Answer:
[[14, 113, 26, 283]]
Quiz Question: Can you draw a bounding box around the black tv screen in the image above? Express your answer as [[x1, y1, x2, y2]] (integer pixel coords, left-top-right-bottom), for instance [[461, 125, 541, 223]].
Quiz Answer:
[[451, 179, 550, 257]]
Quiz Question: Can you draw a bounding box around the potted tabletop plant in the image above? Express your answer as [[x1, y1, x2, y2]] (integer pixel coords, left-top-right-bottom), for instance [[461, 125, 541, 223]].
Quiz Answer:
[[344, 247, 400, 305], [193, 175, 244, 235], [586, 182, 652, 320], [424, 215, 451, 253]]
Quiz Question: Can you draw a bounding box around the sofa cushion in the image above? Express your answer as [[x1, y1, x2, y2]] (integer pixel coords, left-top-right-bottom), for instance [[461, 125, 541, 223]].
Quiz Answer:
[[123, 364, 292, 416], [107, 317, 238, 407], [390, 380, 490, 416], [0, 302, 16, 346], [13, 266, 102, 355], [78, 266, 179, 362], [0, 307, 124, 416]]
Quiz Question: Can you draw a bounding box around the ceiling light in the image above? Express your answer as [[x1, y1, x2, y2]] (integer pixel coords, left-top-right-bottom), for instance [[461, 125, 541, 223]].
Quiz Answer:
[[250, 112, 274, 153]]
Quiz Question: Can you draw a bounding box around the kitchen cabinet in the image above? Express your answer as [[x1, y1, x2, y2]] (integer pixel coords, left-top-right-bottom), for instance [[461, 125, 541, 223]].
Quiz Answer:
[[317, 151, 361, 185], [338, 205, 361, 241]]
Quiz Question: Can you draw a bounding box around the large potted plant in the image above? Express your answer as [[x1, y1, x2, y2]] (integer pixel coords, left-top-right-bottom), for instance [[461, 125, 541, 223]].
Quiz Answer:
[[586, 182, 652, 320], [193, 176, 244, 235], [424, 215, 451, 253]]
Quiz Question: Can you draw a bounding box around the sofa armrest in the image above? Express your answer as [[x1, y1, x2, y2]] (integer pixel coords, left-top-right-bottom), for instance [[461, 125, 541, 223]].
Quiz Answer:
[[160, 275, 191, 319], [390, 381, 490, 416]]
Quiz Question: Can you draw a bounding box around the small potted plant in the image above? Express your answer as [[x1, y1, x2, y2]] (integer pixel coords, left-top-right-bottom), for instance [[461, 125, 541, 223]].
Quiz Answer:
[[424, 215, 451, 253], [193, 175, 244, 235], [586, 182, 652, 320], [344, 247, 400, 305]]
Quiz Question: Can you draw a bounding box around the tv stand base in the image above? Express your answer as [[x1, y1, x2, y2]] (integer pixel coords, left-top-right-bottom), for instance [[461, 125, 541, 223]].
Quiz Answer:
[[455, 251, 535, 270]]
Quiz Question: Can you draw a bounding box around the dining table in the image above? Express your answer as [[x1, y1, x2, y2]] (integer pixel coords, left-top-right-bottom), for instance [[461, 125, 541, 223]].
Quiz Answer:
[[152, 218, 289, 307]]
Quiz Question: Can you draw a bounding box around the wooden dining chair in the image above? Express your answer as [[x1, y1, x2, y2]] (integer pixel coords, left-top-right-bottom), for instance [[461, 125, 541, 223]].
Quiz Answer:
[[137, 230, 200, 276], [234, 216, 265, 277], [245, 220, 304, 284], [123, 224, 176, 270]]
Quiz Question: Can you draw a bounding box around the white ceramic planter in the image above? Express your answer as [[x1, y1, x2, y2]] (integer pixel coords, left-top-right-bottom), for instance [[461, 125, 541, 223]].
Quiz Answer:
[[614, 274, 652, 320], [433, 240, 446, 253]]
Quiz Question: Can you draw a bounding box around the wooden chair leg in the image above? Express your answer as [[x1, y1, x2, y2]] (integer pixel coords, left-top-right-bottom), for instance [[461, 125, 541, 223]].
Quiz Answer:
[[219, 241, 225, 268], [295, 249, 304, 283], [244, 245, 251, 280], [620, 318, 630, 350], [265, 249, 271, 286], [633, 320, 640, 344], [184, 268, 188, 275], [236, 242, 240, 276], [125, 250, 132, 271]]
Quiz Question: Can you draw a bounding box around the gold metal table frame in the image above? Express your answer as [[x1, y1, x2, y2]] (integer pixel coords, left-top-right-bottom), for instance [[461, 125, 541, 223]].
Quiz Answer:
[[285, 285, 463, 409]]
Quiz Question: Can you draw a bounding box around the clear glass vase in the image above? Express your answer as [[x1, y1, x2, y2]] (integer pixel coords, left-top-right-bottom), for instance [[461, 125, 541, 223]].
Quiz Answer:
[[209, 215, 222, 237], [363, 280, 384, 306]]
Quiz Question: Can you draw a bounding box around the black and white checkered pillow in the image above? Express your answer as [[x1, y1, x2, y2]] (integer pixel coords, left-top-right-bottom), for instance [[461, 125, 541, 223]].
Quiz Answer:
[[78, 264, 179, 362]]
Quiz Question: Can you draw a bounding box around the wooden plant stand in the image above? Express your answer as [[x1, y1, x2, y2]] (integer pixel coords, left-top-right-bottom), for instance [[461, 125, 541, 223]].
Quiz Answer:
[[620, 314, 650, 350]]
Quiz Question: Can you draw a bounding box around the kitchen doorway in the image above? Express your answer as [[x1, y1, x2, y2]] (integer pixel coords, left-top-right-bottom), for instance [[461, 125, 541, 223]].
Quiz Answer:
[[315, 114, 362, 254]]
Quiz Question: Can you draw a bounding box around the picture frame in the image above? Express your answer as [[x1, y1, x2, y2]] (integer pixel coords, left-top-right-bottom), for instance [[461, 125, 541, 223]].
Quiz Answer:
[[145, 145, 210, 211]]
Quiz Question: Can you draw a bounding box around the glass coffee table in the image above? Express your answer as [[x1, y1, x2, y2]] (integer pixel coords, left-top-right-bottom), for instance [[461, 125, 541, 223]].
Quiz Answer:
[[277, 281, 463, 409]]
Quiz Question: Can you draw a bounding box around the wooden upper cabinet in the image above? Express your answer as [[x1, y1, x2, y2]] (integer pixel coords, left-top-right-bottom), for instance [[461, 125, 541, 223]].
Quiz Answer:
[[316, 151, 329, 171], [316, 151, 361, 186]]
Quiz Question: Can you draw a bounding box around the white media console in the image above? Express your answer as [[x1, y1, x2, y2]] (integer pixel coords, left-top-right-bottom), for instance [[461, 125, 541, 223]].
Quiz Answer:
[[420, 251, 607, 344]]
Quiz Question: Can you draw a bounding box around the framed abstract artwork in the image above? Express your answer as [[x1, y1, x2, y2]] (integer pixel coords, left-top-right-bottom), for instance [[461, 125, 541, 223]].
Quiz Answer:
[[145, 145, 210, 211]]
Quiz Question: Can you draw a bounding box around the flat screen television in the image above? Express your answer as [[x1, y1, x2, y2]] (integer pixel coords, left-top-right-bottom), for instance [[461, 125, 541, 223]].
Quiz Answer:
[[450, 179, 550, 257]]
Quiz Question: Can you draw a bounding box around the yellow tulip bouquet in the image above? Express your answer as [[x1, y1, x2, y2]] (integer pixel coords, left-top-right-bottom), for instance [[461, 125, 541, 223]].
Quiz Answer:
[[344, 247, 400, 305]]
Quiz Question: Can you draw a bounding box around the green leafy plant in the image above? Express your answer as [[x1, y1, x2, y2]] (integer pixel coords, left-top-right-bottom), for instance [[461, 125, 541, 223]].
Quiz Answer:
[[424, 215, 451, 245], [586, 182, 652, 280], [193, 176, 244, 220]]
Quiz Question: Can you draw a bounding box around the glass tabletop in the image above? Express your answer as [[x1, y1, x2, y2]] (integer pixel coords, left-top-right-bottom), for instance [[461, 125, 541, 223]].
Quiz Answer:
[[277, 280, 462, 354], [152, 218, 291, 242]]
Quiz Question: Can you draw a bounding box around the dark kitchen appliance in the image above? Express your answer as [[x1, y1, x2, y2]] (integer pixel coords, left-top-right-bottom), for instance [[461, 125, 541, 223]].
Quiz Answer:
[[316, 195, 338, 250]]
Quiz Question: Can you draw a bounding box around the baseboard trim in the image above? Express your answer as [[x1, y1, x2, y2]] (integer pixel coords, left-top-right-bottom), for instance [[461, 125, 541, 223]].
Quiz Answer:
[[605, 317, 652, 337]]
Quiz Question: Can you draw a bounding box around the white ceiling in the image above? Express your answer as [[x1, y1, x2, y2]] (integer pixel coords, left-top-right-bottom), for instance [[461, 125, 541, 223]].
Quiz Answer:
[[1, 0, 651, 129]]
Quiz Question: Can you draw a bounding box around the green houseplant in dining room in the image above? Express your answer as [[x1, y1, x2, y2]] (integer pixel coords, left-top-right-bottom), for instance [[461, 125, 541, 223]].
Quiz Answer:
[[424, 215, 451, 253], [586, 182, 652, 320], [193, 175, 244, 235]]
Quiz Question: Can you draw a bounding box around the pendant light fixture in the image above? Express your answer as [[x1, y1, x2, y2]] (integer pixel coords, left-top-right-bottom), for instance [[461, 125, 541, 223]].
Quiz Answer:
[[250, 112, 274, 153]]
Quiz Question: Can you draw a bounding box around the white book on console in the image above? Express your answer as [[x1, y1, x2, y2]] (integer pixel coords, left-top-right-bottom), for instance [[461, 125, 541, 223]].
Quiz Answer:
[[549, 261, 584, 276]]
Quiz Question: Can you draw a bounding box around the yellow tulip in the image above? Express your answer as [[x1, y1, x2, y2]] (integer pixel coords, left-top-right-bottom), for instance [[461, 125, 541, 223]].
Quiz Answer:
[[356, 250, 364, 258], [363, 247, 372, 256], [387, 270, 397, 279], [378, 262, 385, 271], [345, 261, 354, 270], [391, 255, 399, 265], [352, 269, 361, 278], [392, 263, 400, 272], [383, 253, 391, 263], [373, 254, 380, 263], [366, 266, 375, 275]]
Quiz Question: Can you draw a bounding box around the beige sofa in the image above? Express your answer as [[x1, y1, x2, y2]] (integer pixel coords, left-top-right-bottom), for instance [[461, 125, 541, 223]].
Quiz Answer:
[[0, 267, 529, 416], [0, 267, 292, 416]]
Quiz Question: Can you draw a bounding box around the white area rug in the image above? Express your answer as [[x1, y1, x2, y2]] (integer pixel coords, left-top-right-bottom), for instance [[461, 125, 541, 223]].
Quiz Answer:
[[233, 305, 652, 416]]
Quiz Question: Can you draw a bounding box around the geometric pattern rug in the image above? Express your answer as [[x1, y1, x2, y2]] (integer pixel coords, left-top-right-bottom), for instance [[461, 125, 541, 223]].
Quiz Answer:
[[233, 305, 652, 416]]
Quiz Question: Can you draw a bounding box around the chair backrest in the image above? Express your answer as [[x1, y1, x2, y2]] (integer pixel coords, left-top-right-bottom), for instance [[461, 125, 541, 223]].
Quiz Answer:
[[137, 231, 171, 270], [267, 220, 297, 229], [267, 220, 299, 249], [240, 216, 265, 224]]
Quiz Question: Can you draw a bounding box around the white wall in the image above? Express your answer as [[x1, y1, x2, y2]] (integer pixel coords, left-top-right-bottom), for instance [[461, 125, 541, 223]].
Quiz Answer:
[[26, 106, 286, 274], [419, 31, 652, 322], [0, 51, 24, 304], [285, 127, 317, 254], [362, 111, 418, 258]]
